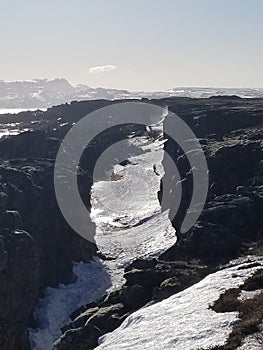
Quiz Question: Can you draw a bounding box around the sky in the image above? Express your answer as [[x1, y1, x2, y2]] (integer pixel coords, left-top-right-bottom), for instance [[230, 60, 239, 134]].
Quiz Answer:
[[0, 0, 262, 91]]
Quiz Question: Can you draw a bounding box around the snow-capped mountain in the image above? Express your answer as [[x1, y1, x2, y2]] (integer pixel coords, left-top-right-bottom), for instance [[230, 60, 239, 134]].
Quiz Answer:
[[0, 78, 262, 110], [0, 78, 129, 109]]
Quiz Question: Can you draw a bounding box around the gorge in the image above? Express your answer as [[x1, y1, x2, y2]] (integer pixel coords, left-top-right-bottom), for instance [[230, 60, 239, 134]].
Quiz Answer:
[[0, 96, 262, 349]]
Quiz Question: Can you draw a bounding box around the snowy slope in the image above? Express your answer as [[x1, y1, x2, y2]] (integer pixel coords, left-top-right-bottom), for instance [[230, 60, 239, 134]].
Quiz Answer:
[[97, 258, 263, 350]]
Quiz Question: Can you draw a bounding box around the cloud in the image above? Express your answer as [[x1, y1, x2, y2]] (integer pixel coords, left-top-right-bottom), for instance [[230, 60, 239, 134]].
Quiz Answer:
[[89, 65, 118, 74]]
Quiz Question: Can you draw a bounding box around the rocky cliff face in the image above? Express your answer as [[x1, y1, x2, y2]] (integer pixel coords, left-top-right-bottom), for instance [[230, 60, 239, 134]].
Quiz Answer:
[[0, 139, 97, 349], [160, 97, 263, 263]]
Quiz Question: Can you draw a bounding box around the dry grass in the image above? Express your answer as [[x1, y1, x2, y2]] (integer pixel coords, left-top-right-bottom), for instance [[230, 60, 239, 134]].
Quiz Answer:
[[242, 269, 263, 291], [206, 269, 263, 350], [210, 288, 240, 313]]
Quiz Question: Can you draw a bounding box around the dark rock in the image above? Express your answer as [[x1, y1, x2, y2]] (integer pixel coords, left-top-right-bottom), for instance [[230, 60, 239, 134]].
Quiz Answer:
[[0, 238, 8, 272], [1, 210, 24, 230], [119, 159, 131, 166], [54, 304, 126, 350], [124, 258, 158, 272], [120, 285, 150, 309], [182, 222, 240, 263], [70, 302, 98, 321], [54, 324, 101, 350], [152, 277, 182, 300], [0, 229, 40, 350], [61, 307, 99, 333], [0, 191, 8, 211], [124, 267, 170, 292], [86, 303, 125, 330]]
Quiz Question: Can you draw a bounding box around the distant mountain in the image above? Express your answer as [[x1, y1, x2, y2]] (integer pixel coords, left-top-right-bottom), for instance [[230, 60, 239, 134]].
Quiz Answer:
[[0, 78, 262, 109], [0, 78, 130, 109]]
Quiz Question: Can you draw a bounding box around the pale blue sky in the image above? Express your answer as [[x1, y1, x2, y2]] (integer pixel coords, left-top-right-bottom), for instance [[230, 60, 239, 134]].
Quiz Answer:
[[0, 0, 262, 90]]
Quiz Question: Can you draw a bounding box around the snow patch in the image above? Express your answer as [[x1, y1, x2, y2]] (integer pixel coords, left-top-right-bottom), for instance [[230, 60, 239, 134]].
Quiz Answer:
[[97, 259, 263, 350], [29, 259, 111, 350], [92, 136, 176, 289]]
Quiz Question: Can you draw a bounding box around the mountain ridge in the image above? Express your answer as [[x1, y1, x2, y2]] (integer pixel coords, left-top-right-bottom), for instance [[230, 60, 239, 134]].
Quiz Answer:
[[1, 78, 263, 109]]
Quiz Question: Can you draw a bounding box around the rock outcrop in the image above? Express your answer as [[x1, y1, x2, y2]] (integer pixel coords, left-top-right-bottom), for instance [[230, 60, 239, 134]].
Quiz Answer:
[[160, 99, 263, 264]]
